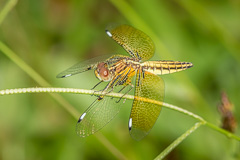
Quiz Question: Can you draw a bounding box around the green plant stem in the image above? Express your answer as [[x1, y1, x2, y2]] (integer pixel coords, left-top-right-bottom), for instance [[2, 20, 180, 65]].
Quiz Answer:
[[0, 42, 126, 160], [0, 0, 18, 26], [1, 87, 239, 142], [0, 41, 51, 86], [205, 122, 240, 141], [95, 134, 127, 160], [154, 122, 205, 160], [0, 41, 79, 121]]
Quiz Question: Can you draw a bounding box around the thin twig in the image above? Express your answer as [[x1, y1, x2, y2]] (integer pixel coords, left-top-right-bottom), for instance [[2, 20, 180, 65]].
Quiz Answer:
[[1, 87, 239, 141], [154, 122, 205, 160], [0, 42, 127, 160], [0, 0, 18, 25]]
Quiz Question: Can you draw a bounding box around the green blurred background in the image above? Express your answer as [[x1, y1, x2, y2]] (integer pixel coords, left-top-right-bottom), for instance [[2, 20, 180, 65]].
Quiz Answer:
[[0, 0, 240, 159]]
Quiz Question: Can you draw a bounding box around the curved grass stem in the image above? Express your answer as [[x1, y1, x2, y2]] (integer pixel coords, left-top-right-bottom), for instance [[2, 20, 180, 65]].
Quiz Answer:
[[0, 42, 126, 160], [0, 0, 18, 25], [154, 122, 205, 160], [1, 0, 238, 159], [1, 87, 239, 142]]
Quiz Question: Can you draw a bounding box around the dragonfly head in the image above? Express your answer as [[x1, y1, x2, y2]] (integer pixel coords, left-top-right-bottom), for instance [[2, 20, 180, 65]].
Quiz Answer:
[[94, 62, 113, 82]]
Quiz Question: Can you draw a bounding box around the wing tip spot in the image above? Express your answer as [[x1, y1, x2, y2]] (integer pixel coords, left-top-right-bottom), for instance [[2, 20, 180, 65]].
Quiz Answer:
[[57, 74, 72, 78], [105, 30, 112, 37], [64, 74, 72, 78], [129, 118, 132, 131], [78, 112, 86, 123]]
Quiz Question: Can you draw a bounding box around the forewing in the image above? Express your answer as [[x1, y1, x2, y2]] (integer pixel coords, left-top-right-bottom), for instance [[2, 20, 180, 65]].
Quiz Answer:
[[129, 71, 164, 141], [56, 55, 113, 78], [106, 24, 155, 61], [76, 85, 133, 137]]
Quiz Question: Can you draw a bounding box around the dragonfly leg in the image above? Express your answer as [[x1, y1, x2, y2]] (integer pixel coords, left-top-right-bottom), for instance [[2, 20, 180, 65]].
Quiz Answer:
[[115, 83, 134, 103], [91, 90, 105, 98], [91, 80, 103, 90], [91, 81, 110, 97]]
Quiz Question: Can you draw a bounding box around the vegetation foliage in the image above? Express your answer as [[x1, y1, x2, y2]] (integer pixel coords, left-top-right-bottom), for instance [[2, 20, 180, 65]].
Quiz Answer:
[[0, 0, 240, 159]]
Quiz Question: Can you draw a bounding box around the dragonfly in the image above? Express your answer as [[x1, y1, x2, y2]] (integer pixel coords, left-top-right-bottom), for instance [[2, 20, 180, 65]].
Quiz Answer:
[[57, 24, 193, 141]]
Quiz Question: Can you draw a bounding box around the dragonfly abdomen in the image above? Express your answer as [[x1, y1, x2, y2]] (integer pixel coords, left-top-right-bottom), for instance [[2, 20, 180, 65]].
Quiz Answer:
[[142, 61, 193, 75]]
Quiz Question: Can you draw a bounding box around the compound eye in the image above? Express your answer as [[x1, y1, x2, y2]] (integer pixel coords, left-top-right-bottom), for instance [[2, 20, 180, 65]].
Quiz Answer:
[[97, 62, 105, 71], [100, 68, 109, 77], [95, 62, 111, 81], [99, 67, 111, 81]]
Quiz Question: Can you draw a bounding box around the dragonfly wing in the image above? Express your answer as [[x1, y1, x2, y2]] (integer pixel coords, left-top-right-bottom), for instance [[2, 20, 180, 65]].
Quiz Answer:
[[56, 55, 114, 78], [106, 24, 155, 61], [76, 85, 133, 137], [129, 71, 164, 141]]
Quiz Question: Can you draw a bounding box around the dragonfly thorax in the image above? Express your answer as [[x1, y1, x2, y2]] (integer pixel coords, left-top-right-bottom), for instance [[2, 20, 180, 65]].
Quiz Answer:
[[94, 62, 113, 82], [59, 24, 194, 141]]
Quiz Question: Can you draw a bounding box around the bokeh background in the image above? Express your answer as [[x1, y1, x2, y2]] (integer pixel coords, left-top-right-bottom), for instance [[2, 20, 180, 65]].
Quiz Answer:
[[0, 0, 240, 159]]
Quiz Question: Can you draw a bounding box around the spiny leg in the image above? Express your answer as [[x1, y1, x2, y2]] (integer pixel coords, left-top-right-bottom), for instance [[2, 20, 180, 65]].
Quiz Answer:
[[91, 80, 103, 90], [116, 83, 134, 103]]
